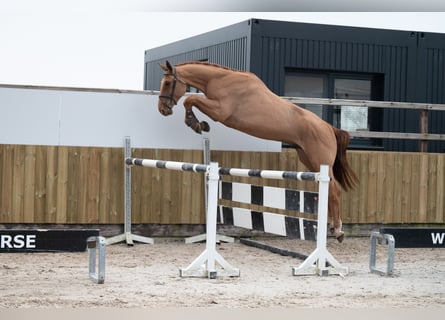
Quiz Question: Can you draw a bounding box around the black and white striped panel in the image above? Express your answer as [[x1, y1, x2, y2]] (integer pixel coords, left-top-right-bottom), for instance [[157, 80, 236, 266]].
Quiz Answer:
[[218, 206, 317, 241], [219, 181, 318, 214]]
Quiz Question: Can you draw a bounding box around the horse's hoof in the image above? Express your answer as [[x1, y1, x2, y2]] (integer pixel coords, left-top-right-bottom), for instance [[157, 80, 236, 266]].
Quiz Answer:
[[194, 126, 202, 134], [189, 123, 202, 134], [201, 121, 210, 132], [336, 233, 345, 243]]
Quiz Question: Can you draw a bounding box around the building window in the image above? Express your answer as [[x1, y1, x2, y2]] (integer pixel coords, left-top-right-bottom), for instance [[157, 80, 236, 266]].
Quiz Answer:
[[334, 78, 371, 132], [284, 74, 326, 119], [284, 70, 383, 149]]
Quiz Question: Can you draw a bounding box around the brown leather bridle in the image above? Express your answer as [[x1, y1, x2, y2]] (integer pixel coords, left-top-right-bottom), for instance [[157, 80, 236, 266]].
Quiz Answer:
[[158, 65, 186, 110]]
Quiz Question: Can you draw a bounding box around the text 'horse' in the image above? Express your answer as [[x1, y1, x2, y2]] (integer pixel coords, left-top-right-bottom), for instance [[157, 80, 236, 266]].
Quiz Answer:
[[157, 60, 358, 242]]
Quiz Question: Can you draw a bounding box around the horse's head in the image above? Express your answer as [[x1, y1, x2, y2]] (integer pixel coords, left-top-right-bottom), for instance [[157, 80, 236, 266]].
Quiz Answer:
[[158, 60, 187, 116]]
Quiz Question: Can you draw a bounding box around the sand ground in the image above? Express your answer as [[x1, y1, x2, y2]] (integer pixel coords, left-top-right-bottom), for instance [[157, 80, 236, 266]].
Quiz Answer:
[[1, 236, 444, 308]]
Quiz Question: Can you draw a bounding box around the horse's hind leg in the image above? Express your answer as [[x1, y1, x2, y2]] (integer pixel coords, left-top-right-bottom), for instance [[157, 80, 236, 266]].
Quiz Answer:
[[328, 178, 344, 243], [295, 147, 344, 243]]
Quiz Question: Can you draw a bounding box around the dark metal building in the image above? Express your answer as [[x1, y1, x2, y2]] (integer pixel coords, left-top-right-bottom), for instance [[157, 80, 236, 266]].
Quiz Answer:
[[144, 19, 445, 152]]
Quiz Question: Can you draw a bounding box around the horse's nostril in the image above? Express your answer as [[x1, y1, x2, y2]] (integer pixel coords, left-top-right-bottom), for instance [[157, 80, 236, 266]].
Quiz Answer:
[[160, 108, 170, 116]]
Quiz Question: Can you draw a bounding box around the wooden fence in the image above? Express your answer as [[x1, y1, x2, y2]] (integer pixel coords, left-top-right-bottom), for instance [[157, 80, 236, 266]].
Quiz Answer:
[[1, 144, 444, 226], [284, 97, 445, 152]]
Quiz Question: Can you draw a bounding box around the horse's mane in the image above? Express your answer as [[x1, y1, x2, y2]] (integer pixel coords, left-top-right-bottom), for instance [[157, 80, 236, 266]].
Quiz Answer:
[[176, 61, 247, 73]]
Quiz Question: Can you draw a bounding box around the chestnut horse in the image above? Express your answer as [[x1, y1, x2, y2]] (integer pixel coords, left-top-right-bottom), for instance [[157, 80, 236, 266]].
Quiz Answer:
[[157, 60, 358, 242]]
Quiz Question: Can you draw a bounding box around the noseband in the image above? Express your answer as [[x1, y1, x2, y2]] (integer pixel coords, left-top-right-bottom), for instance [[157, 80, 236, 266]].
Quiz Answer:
[[159, 65, 186, 109]]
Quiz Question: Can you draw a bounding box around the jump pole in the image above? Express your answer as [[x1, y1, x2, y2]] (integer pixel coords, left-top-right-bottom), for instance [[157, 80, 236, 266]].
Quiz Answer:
[[106, 137, 154, 246]]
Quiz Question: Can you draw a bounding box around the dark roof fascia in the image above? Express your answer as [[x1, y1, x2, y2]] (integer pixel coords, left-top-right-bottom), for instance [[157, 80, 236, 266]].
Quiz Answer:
[[249, 18, 443, 46]]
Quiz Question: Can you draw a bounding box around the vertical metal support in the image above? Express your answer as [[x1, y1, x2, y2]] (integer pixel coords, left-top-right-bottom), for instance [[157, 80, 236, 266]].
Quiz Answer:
[[124, 135, 132, 237], [293, 164, 349, 276], [88, 236, 106, 284], [179, 162, 240, 278], [203, 137, 210, 212], [107, 136, 154, 245], [369, 232, 395, 276]]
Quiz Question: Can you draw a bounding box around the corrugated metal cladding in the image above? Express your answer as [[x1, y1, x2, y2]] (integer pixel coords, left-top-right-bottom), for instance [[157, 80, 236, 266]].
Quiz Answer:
[[422, 34, 445, 152], [145, 37, 249, 91], [144, 19, 445, 152], [144, 20, 251, 91]]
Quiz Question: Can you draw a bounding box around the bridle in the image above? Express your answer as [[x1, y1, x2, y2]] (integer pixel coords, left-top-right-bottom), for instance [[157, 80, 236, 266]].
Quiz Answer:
[[158, 65, 186, 110]]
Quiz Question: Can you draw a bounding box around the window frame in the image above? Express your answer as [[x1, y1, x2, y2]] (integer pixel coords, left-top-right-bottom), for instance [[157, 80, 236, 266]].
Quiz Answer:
[[283, 69, 384, 150]]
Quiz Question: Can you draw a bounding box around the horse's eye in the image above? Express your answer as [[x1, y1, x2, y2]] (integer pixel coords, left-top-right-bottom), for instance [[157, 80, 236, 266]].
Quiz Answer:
[[164, 81, 171, 86]]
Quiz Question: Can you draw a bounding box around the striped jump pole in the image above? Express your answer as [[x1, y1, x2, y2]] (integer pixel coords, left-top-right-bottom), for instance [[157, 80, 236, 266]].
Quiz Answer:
[[126, 157, 348, 277], [125, 157, 319, 181]]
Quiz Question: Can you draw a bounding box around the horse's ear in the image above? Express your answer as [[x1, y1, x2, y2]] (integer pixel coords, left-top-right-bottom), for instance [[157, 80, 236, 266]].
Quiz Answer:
[[159, 62, 168, 72], [165, 60, 173, 72]]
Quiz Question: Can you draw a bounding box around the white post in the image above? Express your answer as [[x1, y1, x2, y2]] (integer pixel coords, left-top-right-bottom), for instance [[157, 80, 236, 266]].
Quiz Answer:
[[205, 162, 219, 276], [316, 164, 330, 253], [292, 164, 348, 276], [185, 138, 234, 244], [179, 162, 240, 278]]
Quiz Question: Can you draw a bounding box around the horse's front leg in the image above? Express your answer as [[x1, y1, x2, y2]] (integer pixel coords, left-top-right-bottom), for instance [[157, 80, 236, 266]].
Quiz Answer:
[[183, 97, 209, 134], [185, 109, 210, 134]]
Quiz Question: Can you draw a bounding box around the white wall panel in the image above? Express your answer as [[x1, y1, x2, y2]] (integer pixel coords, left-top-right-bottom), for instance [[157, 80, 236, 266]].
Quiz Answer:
[[0, 86, 280, 151]]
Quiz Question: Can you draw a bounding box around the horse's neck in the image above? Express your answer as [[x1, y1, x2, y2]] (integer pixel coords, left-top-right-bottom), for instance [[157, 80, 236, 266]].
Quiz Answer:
[[177, 64, 227, 93]]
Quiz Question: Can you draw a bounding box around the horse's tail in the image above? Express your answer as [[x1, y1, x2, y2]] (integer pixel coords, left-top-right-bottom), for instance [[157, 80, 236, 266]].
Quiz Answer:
[[332, 127, 359, 191]]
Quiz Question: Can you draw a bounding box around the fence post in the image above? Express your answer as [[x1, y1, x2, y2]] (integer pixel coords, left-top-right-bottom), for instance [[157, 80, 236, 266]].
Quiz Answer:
[[419, 109, 429, 152]]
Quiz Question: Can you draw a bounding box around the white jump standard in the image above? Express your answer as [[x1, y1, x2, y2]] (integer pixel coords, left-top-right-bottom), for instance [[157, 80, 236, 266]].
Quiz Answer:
[[126, 158, 239, 278], [126, 157, 348, 277], [219, 165, 348, 276], [292, 164, 348, 276]]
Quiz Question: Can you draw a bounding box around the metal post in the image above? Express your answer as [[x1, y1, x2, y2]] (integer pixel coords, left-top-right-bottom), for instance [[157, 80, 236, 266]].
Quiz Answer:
[[88, 236, 106, 284], [106, 136, 154, 245], [203, 137, 210, 211], [124, 136, 132, 236], [369, 232, 395, 276]]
